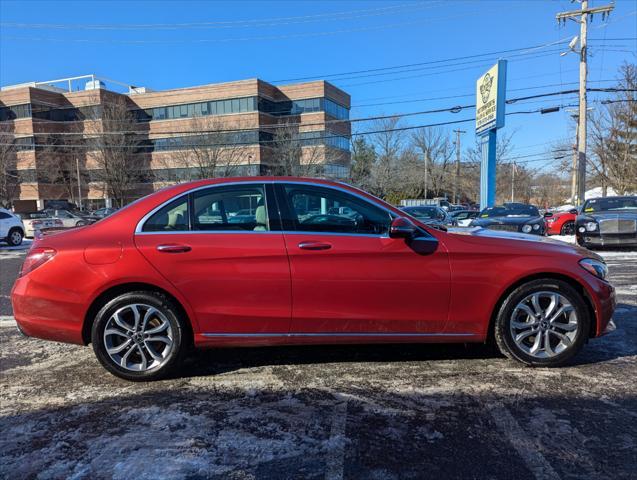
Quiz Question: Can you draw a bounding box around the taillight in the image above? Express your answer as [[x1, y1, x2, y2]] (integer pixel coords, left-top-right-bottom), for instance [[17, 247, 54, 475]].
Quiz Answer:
[[19, 248, 56, 277]]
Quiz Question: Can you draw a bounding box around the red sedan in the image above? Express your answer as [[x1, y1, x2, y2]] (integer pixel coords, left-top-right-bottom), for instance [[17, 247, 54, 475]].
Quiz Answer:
[[12, 178, 616, 381], [545, 209, 578, 236]]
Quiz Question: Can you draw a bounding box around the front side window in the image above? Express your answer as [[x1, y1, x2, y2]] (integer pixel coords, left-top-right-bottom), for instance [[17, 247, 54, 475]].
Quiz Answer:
[[283, 185, 391, 235], [192, 185, 268, 231], [142, 197, 189, 232]]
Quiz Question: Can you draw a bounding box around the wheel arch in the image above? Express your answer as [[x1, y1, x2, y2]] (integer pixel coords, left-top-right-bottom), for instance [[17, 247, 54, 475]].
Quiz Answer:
[[486, 272, 597, 342], [82, 282, 194, 347]]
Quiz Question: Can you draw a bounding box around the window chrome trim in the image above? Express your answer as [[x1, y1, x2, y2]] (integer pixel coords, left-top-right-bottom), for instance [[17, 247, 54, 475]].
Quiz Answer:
[[134, 179, 405, 236]]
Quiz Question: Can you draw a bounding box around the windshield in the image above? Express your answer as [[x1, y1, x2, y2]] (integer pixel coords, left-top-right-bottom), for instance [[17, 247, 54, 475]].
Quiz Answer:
[[583, 197, 637, 213], [479, 204, 539, 218], [403, 206, 442, 220]]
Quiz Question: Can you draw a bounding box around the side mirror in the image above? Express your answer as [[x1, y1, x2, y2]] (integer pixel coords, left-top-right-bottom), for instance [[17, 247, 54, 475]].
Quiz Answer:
[[389, 217, 418, 239], [543, 212, 553, 218], [569, 208, 578, 215]]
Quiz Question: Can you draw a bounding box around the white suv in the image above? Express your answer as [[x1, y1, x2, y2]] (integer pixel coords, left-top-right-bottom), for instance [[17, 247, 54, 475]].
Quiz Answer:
[[0, 208, 25, 246]]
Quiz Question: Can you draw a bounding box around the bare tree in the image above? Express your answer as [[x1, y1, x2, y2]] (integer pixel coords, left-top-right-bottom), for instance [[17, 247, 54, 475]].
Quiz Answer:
[[267, 123, 336, 177], [410, 127, 454, 198], [368, 117, 404, 199], [588, 63, 637, 195], [0, 124, 20, 208], [155, 117, 248, 183], [85, 98, 146, 207]]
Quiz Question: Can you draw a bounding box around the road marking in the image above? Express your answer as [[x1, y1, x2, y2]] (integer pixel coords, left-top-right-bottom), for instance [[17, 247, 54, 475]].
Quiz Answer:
[[0, 316, 16, 327], [325, 396, 349, 480], [486, 402, 561, 480]]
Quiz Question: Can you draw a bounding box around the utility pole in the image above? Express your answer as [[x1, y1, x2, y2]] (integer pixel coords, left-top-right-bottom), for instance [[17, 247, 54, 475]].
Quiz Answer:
[[557, 1, 614, 205], [453, 129, 465, 204], [76, 157, 82, 210], [511, 161, 516, 203], [423, 151, 429, 199]]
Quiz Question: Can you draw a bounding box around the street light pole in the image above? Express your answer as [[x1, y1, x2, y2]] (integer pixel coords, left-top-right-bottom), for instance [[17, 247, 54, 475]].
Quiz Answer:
[[453, 129, 465, 204]]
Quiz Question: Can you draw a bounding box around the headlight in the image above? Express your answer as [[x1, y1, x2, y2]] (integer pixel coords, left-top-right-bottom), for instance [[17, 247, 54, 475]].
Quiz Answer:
[[579, 258, 608, 280], [585, 222, 598, 232], [578, 226, 586, 233], [522, 225, 532, 233], [532, 224, 540, 231]]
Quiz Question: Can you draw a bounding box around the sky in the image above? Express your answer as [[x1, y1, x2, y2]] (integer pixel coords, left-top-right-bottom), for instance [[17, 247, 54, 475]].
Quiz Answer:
[[1, 0, 636, 173]]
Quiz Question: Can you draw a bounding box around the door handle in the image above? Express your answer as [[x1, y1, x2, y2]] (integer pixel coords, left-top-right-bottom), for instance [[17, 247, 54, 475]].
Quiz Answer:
[[298, 241, 332, 251], [157, 244, 192, 253]]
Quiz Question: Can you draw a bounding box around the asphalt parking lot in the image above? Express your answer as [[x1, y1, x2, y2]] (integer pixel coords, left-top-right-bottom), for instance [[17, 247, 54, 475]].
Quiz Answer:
[[1, 241, 636, 480]]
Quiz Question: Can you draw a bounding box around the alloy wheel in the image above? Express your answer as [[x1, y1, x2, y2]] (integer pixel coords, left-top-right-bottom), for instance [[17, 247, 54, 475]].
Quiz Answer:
[[509, 291, 579, 359], [103, 303, 174, 372]]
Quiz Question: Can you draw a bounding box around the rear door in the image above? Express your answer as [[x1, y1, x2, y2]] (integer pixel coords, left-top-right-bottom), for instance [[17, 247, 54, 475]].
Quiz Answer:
[[277, 183, 451, 335], [134, 183, 291, 334]]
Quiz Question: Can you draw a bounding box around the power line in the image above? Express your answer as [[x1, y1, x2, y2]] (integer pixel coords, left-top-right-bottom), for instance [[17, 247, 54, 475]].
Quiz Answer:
[[0, 9, 486, 45], [0, 3, 438, 30], [4, 87, 630, 138]]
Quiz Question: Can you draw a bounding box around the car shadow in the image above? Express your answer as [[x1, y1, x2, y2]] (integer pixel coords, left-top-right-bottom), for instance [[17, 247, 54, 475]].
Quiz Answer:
[[172, 301, 636, 379], [175, 342, 502, 379]]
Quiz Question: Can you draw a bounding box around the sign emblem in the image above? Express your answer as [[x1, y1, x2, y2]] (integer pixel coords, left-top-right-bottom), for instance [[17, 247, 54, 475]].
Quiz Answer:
[[480, 73, 493, 104]]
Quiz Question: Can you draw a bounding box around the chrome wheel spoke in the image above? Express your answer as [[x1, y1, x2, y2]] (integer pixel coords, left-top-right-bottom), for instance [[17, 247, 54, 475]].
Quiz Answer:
[[544, 294, 558, 319], [511, 320, 536, 330], [146, 335, 171, 345], [548, 305, 574, 323], [552, 321, 578, 332], [551, 330, 573, 347], [113, 311, 134, 333], [544, 331, 555, 357], [137, 345, 148, 371], [107, 338, 132, 354], [530, 294, 543, 316], [144, 342, 164, 362], [145, 321, 169, 335], [131, 304, 141, 330], [105, 328, 129, 339], [529, 332, 543, 354]]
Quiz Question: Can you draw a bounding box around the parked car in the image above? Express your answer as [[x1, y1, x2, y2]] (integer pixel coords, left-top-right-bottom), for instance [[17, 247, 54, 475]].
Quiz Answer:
[[400, 205, 452, 228], [448, 210, 479, 227], [41, 209, 91, 228], [545, 209, 578, 236], [0, 208, 25, 246], [576, 196, 637, 249], [12, 177, 615, 381], [471, 203, 548, 235], [89, 207, 118, 220], [21, 212, 64, 238]]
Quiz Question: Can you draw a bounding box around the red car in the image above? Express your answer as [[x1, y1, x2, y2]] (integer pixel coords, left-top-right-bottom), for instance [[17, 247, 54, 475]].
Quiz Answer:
[[12, 178, 616, 381], [545, 209, 578, 236]]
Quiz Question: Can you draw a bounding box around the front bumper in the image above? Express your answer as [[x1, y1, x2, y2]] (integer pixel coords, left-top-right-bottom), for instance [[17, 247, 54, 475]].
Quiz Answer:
[[578, 232, 637, 248]]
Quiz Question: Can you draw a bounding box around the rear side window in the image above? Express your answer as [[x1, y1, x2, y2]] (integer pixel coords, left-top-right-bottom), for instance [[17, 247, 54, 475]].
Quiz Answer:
[[192, 185, 268, 231], [0, 212, 11, 220], [142, 197, 189, 232]]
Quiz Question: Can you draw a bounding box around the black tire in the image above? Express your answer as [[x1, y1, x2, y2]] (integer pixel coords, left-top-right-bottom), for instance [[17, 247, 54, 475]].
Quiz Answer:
[[91, 291, 186, 381], [76, 220, 87, 227], [7, 228, 23, 246], [494, 279, 590, 367], [560, 221, 575, 236]]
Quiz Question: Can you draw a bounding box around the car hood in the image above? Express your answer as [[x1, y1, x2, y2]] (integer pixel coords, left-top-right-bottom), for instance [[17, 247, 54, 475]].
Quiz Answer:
[[471, 215, 541, 226], [446, 226, 600, 259]]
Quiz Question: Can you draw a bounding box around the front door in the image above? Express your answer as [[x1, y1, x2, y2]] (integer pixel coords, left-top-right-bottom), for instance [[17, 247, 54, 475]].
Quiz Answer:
[[277, 183, 451, 335], [134, 183, 291, 334]]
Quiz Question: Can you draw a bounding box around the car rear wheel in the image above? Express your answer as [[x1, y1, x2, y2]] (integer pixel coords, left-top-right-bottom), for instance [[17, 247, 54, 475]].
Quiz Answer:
[[7, 228, 23, 246], [91, 291, 186, 381], [494, 279, 590, 367], [560, 221, 575, 236]]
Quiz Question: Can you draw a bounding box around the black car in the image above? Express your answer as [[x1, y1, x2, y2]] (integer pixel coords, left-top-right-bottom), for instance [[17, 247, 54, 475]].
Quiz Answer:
[[448, 209, 479, 227], [400, 206, 452, 228], [470, 203, 548, 235], [576, 196, 637, 249]]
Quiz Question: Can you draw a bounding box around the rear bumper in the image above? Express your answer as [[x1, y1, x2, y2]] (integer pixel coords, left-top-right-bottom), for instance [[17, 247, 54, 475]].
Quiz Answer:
[[11, 275, 86, 345]]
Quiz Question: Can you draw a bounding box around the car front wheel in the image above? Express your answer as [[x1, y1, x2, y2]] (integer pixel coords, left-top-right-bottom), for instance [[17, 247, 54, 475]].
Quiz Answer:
[[91, 291, 186, 381], [494, 279, 590, 367], [560, 221, 575, 236]]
